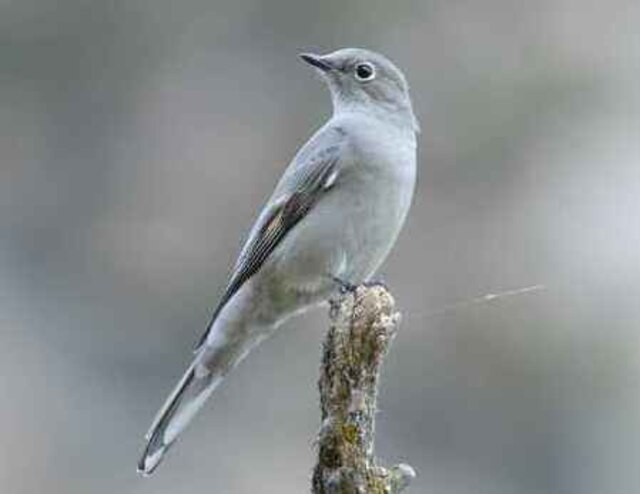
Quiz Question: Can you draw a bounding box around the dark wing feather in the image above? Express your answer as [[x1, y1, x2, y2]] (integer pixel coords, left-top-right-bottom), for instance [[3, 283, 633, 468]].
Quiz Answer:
[[194, 145, 342, 350]]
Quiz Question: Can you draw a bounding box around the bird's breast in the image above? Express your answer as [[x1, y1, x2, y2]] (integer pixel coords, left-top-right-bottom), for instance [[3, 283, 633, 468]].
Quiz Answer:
[[266, 120, 416, 305]]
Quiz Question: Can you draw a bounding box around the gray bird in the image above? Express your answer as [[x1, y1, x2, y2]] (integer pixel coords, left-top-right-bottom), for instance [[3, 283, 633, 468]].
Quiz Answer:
[[138, 47, 419, 475]]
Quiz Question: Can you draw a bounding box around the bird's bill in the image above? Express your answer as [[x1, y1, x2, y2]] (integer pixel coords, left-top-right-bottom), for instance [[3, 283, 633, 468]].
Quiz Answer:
[[299, 52, 334, 72]]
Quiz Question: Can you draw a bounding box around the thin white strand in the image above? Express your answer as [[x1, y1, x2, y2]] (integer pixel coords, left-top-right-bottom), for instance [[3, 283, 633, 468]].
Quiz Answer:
[[410, 284, 546, 320]]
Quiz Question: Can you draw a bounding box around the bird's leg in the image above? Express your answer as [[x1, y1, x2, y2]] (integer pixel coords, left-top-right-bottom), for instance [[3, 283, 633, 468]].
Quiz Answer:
[[331, 275, 357, 294], [328, 276, 357, 319]]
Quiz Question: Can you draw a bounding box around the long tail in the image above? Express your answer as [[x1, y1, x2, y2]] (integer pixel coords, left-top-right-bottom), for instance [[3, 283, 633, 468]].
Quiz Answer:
[[137, 355, 223, 475]]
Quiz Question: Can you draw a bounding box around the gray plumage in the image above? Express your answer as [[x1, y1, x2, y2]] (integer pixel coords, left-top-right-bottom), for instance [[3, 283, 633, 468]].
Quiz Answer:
[[138, 47, 418, 475]]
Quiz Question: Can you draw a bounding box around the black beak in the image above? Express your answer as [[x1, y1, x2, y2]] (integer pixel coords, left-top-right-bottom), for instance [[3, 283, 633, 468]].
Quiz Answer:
[[299, 53, 334, 72]]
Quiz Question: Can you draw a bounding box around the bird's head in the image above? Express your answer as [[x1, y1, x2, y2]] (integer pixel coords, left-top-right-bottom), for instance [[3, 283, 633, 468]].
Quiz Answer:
[[299, 48, 418, 132]]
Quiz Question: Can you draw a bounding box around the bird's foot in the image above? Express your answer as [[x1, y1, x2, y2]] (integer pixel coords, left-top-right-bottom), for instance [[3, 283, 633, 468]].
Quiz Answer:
[[362, 278, 390, 291], [331, 276, 357, 294]]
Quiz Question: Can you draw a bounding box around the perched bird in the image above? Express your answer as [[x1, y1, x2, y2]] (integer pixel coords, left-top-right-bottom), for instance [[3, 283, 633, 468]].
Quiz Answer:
[[138, 48, 419, 475]]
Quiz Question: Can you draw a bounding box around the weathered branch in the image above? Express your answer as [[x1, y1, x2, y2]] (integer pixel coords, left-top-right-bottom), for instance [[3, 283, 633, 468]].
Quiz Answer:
[[312, 285, 416, 493]]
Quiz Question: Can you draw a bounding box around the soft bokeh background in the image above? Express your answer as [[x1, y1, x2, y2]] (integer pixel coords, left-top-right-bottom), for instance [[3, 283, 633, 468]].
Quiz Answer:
[[1, 1, 639, 493]]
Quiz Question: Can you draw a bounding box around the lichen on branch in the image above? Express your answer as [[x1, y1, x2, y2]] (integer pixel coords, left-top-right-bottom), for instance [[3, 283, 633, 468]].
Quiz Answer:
[[312, 285, 415, 493]]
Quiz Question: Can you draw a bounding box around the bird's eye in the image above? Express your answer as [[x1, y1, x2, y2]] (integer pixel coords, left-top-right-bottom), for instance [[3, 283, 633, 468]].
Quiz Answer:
[[354, 62, 375, 82]]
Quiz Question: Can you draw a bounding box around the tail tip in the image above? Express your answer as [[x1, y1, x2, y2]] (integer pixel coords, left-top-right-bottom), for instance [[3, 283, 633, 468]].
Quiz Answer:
[[137, 442, 166, 477]]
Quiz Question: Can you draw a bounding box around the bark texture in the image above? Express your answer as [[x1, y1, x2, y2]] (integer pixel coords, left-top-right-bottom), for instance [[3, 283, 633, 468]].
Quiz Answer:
[[312, 285, 415, 494]]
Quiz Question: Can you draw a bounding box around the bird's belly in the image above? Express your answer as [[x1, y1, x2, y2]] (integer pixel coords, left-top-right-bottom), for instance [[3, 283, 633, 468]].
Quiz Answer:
[[339, 174, 413, 280], [270, 163, 414, 295]]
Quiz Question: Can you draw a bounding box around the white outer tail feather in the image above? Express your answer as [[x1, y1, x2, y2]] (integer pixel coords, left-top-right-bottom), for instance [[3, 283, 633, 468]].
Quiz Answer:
[[144, 360, 197, 441], [138, 358, 222, 475]]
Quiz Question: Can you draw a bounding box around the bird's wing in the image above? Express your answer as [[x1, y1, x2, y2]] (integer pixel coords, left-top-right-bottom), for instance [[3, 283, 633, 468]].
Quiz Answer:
[[194, 129, 346, 350]]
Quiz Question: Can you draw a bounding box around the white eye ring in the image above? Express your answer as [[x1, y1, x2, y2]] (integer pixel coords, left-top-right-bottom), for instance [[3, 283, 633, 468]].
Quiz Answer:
[[354, 62, 376, 82]]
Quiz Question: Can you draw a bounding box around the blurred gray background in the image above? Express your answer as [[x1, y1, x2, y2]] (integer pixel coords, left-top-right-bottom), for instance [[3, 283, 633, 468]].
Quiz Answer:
[[1, 1, 639, 493]]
